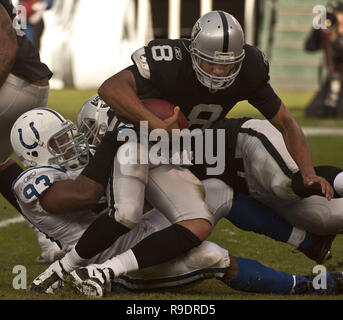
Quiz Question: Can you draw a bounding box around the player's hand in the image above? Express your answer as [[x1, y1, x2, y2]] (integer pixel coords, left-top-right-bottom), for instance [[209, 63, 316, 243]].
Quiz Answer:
[[164, 106, 180, 134], [303, 175, 334, 201]]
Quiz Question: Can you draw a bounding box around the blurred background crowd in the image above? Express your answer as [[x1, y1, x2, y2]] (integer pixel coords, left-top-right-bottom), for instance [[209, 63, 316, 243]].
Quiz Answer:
[[13, 0, 343, 118]]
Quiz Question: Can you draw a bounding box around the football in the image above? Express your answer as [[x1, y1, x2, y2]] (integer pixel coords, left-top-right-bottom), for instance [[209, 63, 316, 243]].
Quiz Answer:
[[142, 98, 189, 130]]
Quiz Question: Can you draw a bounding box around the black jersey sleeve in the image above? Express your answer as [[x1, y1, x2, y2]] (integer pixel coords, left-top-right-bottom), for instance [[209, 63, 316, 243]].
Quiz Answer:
[[247, 82, 282, 119], [129, 39, 191, 99], [138, 39, 190, 90], [125, 64, 156, 97], [240, 45, 282, 119]]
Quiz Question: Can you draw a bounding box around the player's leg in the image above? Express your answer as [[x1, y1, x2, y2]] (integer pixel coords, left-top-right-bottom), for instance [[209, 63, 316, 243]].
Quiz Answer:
[[276, 195, 343, 235], [69, 241, 343, 297], [63, 141, 149, 266], [128, 165, 213, 269], [110, 241, 229, 293], [221, 256, 343, 295], [0, 75, 49, 212], [227, 193, 333, 264], [69, 165, 213, 287]]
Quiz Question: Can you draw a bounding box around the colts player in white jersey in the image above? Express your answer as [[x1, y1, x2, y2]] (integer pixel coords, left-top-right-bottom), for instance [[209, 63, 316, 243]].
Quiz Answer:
[[10, 107, 343, 297]]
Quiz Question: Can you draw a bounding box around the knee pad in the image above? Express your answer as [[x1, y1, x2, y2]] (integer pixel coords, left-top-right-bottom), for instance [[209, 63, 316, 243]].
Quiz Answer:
[[115, 143, 149, 183], [114, 202, 143, 229]]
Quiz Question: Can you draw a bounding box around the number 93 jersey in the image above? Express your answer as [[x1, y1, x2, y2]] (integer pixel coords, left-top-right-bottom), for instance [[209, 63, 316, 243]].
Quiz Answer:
[[129, 39, 282, 130], [12, 166, 99, 252]]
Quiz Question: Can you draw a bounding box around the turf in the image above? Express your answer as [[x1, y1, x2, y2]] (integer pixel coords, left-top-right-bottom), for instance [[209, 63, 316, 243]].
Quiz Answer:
[[1, 90, 343, 302]]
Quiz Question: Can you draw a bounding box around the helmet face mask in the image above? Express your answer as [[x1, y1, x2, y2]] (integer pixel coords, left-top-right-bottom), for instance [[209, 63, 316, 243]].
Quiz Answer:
[[11, 108, 89, 171], [78, 118, 107, 147], [190, 11, 245, 91], [77, 95, 109, 147], [47, 121, 89, 170]]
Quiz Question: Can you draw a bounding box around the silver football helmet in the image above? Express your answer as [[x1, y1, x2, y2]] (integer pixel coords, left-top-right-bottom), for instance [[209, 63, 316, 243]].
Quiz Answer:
[[77, 95, 109, 147], [10, 108, 89, 170], [190, 11, 245, 90]]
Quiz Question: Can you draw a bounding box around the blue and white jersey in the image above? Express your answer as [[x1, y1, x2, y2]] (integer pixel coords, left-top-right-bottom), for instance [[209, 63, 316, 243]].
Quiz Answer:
[[12, 165, 101, 252]]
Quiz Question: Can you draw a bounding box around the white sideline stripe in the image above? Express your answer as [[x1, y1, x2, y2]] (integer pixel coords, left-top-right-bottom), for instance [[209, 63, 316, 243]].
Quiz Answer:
[[302, 127, 343, 136], [0, 216, 25, 228]]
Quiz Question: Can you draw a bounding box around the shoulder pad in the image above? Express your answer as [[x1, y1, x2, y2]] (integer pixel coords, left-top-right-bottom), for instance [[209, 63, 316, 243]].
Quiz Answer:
[[142, 39, 191, 86], [239, 45, 270, 86], [13, 166, 67, 204], [131, 47, 151, 79]]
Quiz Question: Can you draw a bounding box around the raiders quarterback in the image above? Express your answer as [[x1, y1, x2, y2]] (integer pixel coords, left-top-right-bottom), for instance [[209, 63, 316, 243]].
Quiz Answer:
[[99, 10, 332, 200]]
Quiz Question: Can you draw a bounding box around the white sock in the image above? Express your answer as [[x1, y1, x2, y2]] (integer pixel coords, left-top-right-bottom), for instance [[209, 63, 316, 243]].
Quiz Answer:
[[100, 249, 138, 277], [60, 246, 88, 272], [287, 227, 306, 248], [334, 172, 343, 196]]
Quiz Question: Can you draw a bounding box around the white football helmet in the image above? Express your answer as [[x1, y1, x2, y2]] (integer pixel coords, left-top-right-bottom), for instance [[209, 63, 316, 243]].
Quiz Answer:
[[190, 11, 245, 90], [77, 95, 110, 147], [10, 108, 89, 170]]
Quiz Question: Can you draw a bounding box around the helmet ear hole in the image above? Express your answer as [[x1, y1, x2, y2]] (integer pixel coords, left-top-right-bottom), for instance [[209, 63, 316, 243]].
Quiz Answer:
[[32, 151, 38, 158]]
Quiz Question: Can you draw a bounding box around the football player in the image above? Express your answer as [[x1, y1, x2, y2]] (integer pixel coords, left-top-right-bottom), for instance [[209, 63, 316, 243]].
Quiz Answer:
[[98, 10, 333, 201], [10, 108, 343, 297], [0, 0, 64, 263], [191, 117, 343, 236]]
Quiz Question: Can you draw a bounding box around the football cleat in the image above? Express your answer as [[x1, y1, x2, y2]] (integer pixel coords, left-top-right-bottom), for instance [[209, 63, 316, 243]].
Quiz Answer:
[[29, 260, 68, 294], [71, 265, 115, 297], [298, 234, 335, 264]]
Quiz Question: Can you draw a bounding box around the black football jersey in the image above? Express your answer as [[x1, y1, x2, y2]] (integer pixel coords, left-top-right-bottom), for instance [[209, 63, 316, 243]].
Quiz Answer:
[[189, 117, 251, 194], [0, 0, 52, 82], [128, 38, 281, 130]]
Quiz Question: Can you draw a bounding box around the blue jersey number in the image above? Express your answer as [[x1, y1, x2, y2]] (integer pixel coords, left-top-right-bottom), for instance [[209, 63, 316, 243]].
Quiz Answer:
[[23, 175, 52, 200]]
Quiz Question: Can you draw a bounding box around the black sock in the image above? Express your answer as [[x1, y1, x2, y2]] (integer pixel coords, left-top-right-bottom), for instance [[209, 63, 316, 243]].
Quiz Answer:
[[0, 162, 23, 213], [75, 213, 130, 259], [291, 166, 342, 198], [132, 224, 202, 269]]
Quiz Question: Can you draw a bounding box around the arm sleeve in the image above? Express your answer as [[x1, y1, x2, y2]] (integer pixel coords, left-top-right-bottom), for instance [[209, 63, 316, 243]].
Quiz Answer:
[[125, 64, 161, 99]]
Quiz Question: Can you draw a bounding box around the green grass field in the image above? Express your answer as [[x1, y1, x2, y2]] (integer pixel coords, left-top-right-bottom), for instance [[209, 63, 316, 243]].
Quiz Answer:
[[1, 90, 343, 301]]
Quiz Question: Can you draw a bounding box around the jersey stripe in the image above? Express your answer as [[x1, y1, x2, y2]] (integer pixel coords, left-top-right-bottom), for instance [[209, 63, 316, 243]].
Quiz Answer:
[[218, 11, 229, 52], [12, 165, 67, 190], [238, 127, 294, 178], [35, 108, 65, 122]]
